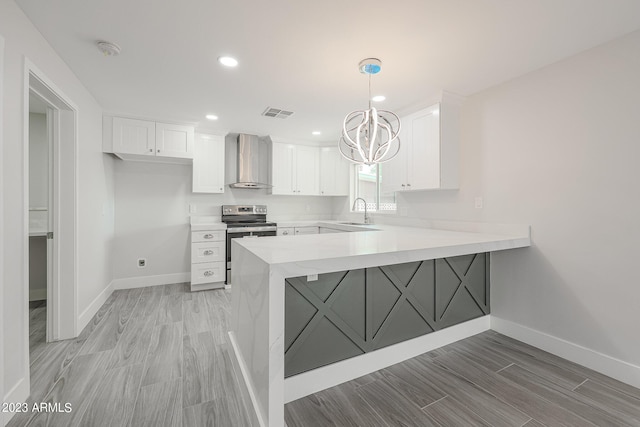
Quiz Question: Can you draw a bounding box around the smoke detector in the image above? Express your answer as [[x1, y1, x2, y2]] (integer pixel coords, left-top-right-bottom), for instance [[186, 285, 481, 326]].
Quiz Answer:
[[97, 41, 121, 57]]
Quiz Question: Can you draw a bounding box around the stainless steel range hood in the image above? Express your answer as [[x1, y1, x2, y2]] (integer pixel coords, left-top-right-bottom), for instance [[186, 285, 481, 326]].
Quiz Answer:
[[229, 134, 272, 189]]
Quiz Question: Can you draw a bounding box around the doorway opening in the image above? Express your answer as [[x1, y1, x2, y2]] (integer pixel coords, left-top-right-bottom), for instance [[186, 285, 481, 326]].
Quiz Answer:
[[24, 62, 78, 382], [27, 91, 52, 358]]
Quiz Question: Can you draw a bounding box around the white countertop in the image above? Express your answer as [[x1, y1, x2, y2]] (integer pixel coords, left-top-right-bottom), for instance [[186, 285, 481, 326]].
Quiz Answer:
[[189, 216, 227, 231], [234, 222, 531, 273]]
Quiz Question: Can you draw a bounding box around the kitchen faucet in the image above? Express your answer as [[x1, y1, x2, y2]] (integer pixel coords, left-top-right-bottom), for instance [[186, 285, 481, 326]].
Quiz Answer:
[[352, 197, 371, 224]]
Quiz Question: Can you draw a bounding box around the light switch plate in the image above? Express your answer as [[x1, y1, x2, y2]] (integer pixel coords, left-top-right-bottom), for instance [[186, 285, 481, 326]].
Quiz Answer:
[[307, 274, 318, 282]]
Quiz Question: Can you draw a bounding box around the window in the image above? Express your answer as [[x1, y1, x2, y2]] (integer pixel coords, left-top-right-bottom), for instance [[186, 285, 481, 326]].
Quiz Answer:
[[353, 164, 396, 212]]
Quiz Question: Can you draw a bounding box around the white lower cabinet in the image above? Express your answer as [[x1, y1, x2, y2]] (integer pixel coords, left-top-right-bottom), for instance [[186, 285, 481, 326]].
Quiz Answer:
[[294, 226, 319, 235], [191, 262, 225, 285], [277, 227, 294, 236], [190, 228, 226, 291], [277, 226, 320, 236], [319, 227, 342, 234]]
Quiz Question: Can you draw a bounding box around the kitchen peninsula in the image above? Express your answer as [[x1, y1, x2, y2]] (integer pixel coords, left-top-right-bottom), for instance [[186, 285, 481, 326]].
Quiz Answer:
[[228, 222, 531, 426]]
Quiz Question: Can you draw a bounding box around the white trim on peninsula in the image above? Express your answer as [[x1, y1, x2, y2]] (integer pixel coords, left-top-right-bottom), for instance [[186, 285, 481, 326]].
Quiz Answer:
[[284, 315, 490, 403]]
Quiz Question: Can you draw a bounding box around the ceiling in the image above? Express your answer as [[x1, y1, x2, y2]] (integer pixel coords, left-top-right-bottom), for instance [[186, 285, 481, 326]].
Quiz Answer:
[[16, 0, 640, 141]]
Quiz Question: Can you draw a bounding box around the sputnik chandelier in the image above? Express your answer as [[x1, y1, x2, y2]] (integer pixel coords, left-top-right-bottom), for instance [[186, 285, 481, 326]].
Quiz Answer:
[[339, 58, 401, 165]]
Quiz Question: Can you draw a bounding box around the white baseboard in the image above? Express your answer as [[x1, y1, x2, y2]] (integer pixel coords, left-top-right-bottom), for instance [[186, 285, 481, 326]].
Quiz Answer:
[[3, 378, 29, 425], [111, 272, 190, 290], [284, 315, 491, 403], [77, 281, 114, 334], [228, 332, 266, 427], [491, 316, 640, 389], [29, 288, 47, 301]]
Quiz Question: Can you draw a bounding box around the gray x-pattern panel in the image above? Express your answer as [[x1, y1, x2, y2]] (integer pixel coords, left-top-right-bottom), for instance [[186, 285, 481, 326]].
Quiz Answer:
[[285, 253, 490, 377]]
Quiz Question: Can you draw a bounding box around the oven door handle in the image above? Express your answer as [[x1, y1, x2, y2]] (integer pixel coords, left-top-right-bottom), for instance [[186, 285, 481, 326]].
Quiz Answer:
[[227, 227, 277, 234]]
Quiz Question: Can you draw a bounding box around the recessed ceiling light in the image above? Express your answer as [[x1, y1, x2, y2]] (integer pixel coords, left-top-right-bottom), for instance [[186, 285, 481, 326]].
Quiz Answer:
[[205, 114, 218, 120], [218, 56, 238, 67], [312, 131, 321, 136], [372, 95, 386, 102]]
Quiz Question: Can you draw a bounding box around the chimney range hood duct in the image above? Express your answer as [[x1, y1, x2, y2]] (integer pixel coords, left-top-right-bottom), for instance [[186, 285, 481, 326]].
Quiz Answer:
[[229, 134, 272, 189]]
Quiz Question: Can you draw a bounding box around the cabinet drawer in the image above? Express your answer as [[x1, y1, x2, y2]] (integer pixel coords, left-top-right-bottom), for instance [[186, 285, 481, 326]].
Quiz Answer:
[[191, 230, 225, 243], [191, 261, 225, 285], [277, 227, 294, 236], [191, 241, 225, 263]]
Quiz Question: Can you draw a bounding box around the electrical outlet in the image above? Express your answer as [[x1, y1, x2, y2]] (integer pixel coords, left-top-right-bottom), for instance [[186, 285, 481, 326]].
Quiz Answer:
[[137, 258, 146, 268], [189, 204, 197, 214], [307, 274, 318, 282], [475, 197, 484, 209]]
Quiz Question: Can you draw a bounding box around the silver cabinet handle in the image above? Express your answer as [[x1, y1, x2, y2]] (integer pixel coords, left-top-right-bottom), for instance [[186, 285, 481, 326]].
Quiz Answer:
[[148, 148, 153, 152], [203, 234, 213, 239], [407, 183, 411, 187], [204, 271, 213, 277], [203, 250, 213, 255], [401, 184, 406, 187], [282, 230, 289, 235]]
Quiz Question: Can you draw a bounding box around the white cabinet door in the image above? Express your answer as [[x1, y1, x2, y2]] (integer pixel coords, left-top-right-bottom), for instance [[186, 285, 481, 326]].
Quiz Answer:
[[407, 107, 440, 190], [380, 101, 455, 193], [193, 134, 225, 193], [295, 146, 319, 195], [155, 122, 194, 159], [271, 142, 296, 195], [112, 117, 155, 155], [277, 227, 294, 236], [380, 124, 408, 195], [320, 147, 350, 196], [294, 226, 319, 235], [319, 227, 342, 234]]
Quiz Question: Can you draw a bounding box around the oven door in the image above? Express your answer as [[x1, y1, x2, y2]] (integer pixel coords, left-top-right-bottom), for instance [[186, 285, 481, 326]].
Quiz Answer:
[[226, 230, 277, 283]]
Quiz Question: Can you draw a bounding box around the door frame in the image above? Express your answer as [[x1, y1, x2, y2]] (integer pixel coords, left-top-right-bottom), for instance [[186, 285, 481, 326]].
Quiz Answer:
[[23, 58, 78, 349], [1, 33, 6, 427]]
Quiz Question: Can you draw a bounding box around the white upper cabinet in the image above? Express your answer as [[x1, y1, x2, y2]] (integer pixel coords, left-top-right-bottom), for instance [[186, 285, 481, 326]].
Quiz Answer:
[[112, 117, 156, 155], [104, 116, 194, 162], [155, 122, 194, 159], [270, 142, 319, 195], [319, 147, 350, 196], [295, 145, 320, 195], [271, 142, 296, 194], [381, 92, 462, 192], [193, 133, 225, 193]]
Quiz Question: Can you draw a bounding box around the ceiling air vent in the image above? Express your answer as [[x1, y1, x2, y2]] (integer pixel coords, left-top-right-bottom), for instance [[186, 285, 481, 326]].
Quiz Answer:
[[262, 107, 294, 119]]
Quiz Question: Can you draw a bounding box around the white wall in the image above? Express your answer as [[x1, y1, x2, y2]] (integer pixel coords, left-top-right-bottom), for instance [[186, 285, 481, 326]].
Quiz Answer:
[[1, 0, 113, 413], [112, 138, 337, 282], [339, 30, 640, 370]]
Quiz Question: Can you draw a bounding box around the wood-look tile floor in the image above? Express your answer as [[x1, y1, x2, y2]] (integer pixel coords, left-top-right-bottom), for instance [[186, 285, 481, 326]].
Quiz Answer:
[[13, 285, 640, 427], [285, 330, 640, 427], [9, 284, 252, 427]]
